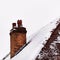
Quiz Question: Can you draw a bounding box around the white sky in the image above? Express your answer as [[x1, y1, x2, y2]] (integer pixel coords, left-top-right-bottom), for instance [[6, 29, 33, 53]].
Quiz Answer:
[[0, 0, 60, 59]]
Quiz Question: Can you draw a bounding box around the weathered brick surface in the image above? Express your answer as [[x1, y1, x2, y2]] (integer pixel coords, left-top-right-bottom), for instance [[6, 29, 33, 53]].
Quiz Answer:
[[10, 32, 26, 58]]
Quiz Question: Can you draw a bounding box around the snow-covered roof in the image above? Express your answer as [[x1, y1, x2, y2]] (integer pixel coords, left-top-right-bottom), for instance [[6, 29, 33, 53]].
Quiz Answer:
[[11, 19, 60, 60], [3, 19, 60, 60]]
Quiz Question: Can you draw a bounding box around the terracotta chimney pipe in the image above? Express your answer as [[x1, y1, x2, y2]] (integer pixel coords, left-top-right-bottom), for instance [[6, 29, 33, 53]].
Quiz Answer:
[[17, 20, 22, 27], [12, 23, 16, 28]]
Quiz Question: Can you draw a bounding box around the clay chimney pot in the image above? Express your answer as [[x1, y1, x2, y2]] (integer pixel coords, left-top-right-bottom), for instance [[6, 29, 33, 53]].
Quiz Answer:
[[17, 20, 22, 27], [12, 23, 16, 28]]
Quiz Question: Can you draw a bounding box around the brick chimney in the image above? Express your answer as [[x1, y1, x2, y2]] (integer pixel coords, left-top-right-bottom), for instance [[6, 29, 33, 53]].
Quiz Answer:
[[10, 20, 27, 58]]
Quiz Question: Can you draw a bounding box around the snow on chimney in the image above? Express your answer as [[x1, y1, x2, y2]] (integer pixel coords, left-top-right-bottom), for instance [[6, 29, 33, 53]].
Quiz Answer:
[[10, 20, 27, 58]]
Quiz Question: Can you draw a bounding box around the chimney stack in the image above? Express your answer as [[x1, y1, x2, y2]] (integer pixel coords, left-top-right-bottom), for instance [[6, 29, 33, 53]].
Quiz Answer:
[[10, 20, 27, 58]]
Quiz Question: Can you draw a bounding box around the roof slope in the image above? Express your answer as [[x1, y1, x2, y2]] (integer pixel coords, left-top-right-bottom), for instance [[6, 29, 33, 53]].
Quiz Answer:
[[36, 20, 60, 60]]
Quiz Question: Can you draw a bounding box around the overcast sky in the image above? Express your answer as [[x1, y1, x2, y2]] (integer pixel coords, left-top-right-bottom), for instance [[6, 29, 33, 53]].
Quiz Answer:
[[0, 0, 60, 59]]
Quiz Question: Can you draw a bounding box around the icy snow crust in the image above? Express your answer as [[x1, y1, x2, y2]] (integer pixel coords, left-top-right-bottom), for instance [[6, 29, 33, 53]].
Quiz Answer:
[[5, 19, 60, 60]]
